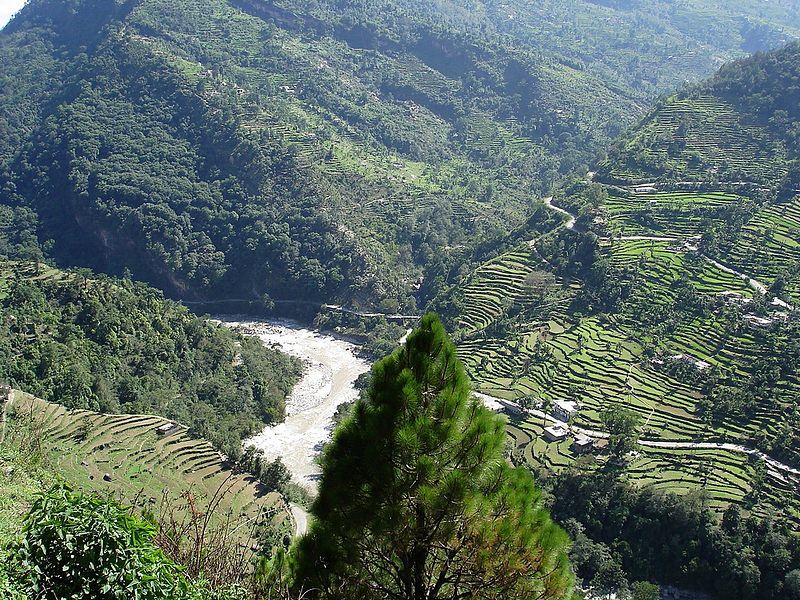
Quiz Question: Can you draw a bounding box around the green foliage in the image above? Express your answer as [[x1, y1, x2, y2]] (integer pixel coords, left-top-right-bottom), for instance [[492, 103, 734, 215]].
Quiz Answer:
[[240, 446, 291, 493], [630, 582, 660, 600], [3, 0, 799, 308], [0, 564, 26, 600], [0, 263, 301, 456], [292, 313, 574, 599], [6, 484, 192, 599], [600, 406, 641, 461], [551, 471, 800, 600]]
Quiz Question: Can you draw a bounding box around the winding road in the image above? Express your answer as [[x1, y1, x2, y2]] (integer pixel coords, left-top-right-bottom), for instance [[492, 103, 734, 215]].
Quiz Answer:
[[543, 196, 576, 230], [542, 195, 794, 309]]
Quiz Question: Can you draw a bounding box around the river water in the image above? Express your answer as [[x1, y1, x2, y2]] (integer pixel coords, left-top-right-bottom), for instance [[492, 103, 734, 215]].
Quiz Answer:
[[219, 317, 370, 492]]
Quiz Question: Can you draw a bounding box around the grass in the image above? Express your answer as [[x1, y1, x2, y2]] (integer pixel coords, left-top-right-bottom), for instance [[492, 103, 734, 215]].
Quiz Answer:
[[0, 443, 50, 547], [2, 392, 292, 545]]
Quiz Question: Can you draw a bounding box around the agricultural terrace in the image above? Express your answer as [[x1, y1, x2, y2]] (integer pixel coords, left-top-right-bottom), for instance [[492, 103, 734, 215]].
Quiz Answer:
[[454, 228, 800, 524], [599, 188, 799, 304], [6, 394, 292, 541], [607, 238, 755, 298], [721, 196, 800, 304], [603, 189, 746, 238], [460, 237, 797, 446], [505, 415, 800, 524], [461, 310, 708, 441], [455, 245, 569, 334], [603, 95, 787, 184]]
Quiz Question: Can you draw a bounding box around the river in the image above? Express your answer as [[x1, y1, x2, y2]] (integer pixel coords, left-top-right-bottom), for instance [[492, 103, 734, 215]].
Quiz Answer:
[[219, 317, 370, 492]]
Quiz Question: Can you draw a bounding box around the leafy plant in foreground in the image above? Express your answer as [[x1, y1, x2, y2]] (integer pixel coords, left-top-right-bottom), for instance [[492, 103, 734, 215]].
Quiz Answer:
[[6, 484, 191, 599]]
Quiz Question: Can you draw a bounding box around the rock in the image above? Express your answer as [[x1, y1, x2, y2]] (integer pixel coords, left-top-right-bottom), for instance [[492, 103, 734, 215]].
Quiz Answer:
[[103, 473, 112, 482], [80, 460, 89, 467]]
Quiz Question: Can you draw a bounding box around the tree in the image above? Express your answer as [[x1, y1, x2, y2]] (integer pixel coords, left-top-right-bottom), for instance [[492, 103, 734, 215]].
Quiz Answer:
[[524, 270, 557, 299], [786, 569, 800, 600], [291, 314, 575, 600], [601, 406, 640, 461], [630, 581, 660, 600], [261, 457, 291, 492]]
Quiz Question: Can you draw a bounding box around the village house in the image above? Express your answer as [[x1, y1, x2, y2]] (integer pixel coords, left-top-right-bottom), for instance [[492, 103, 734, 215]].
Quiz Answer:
[[744, 314, 774, 329], [552, 399, 580, 422], [717, 290, 750, 306], [155, 422, 179, 437], [544, 425, 569, 442], [571, 435, 595, 454], [669, 353, 711, 370]]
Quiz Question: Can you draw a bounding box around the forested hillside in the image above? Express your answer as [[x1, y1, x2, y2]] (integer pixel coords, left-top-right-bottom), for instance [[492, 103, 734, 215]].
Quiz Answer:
[[0, 261, 301, 456], [2, 0, 799, 310]]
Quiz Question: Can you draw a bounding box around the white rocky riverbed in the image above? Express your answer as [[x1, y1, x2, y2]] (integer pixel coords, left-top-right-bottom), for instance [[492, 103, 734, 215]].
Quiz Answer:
[[219, 317, 370, 492]]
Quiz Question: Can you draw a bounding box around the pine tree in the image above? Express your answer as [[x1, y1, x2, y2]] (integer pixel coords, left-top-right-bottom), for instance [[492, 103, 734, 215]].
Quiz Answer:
[[292, 314, 575, 600]]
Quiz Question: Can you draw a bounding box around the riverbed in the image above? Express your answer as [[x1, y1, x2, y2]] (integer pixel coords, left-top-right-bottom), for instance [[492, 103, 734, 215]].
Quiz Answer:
[[219, 317, 370, 491]]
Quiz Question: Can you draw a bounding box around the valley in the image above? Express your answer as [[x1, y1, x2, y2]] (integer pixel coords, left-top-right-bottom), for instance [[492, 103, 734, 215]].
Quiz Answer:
[[2, 1, 800, 599]]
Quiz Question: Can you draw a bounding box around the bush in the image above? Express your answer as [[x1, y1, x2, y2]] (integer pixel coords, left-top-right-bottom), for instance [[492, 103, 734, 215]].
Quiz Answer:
[[6, 484, 192, 599]]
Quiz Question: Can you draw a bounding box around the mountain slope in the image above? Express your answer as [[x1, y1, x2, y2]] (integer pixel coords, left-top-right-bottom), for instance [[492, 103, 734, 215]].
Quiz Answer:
[[0, 260, 301, 456], [2, 0, 800, 310], [440, 41, 800, 530]]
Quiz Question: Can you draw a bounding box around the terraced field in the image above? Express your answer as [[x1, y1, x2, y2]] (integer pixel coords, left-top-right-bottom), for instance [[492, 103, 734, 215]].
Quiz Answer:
[[512, 241, 790, 440], [599, 188, 799, 304], [506, 414, 800, 523], [456, 246, 549, 334], [721, 196, 800, 304], [609, 238, 756, 298], [603, 95, 787, 184], [453, 204, 799, 524], [6, 393, 292, 540], [463, 313, 707, 439], [457, 241, 764, 441], [604, 189, 746, 237]]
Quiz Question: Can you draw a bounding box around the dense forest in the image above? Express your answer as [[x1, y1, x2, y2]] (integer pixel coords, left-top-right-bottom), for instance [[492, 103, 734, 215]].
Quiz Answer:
[[549, 470, 800, 600], [0, 261, 301, 457]]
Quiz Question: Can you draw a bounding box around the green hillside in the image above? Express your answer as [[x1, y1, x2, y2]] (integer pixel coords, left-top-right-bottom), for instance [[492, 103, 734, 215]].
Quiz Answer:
[[442, 41, 800, 531], [0, 260, 301, 457], [1, 392, 293, 545], [602, 41, 800, 189], [2, 0, 800, 310]]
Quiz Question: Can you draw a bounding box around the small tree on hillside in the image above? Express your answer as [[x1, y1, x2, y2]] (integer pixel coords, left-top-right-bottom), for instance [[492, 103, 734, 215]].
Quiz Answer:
[[291, 314, 575, 600], [601, 406, 641, 462], [6, 485, 190, 600]]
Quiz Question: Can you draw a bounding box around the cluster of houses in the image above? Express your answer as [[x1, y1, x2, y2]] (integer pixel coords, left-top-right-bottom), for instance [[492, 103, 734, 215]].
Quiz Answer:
[[651, 353, 711, 371], [540, 399, 602, 455], [717, 290, 793, 329]]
